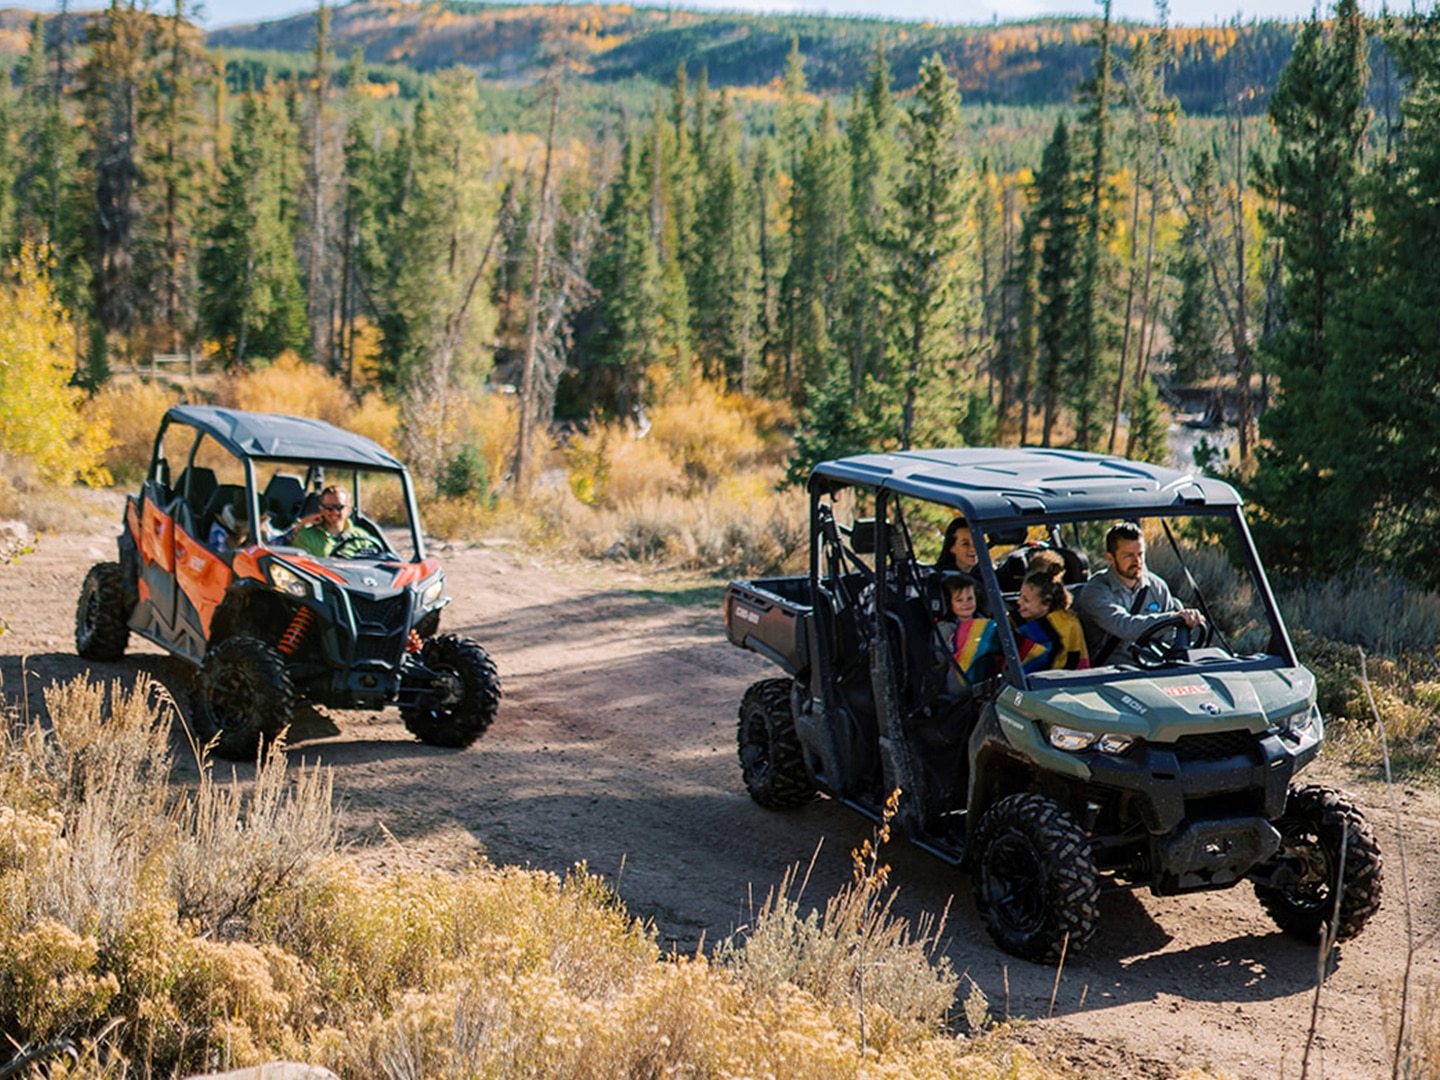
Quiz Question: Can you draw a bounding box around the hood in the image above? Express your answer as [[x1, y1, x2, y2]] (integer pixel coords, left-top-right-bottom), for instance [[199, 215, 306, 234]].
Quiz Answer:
[[1016, 666, 1316, 742], [256, 551, 440, 597]]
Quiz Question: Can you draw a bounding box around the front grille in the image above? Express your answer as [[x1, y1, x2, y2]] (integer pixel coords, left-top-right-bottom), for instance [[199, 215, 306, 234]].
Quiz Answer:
[[350, 593, 409, 633], [1172, 729, 1259, 762], [355, 633, 404, 664], [348, 592, 409, 666]]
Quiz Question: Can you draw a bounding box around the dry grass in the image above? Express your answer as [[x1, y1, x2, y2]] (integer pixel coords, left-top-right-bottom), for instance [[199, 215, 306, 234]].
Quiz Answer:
[[83, 381, 186, 487], [1, 674, 1111, 1080]]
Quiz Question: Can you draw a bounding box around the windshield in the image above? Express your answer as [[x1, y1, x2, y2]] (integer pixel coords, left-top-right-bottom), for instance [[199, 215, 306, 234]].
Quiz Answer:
[[252, 459, 422, 563], [887, 495, 1296, 679], [824, 488, 1295, 694]]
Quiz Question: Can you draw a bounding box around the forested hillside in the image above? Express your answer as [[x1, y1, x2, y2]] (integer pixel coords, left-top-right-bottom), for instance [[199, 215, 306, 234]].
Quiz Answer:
[[0, 0, 1434, 588], [201, 0, 1305, 115]]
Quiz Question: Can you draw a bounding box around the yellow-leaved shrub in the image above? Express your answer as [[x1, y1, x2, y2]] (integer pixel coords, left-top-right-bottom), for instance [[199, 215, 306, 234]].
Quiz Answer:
[[0, 246, 111, 485]]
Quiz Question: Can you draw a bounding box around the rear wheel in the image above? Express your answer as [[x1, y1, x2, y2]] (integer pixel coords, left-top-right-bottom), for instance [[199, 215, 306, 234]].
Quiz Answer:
[[972, 793, 1100, 963], [737, 678, 816, 809], [75, 562, 131, 660], [193, 635, 295, 761], [1254, 784, 1383, 943], [401, 634, 501, 748]]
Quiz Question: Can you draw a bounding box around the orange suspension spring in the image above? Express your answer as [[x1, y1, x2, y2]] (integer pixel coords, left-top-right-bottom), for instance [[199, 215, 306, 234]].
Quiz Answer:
[[277, 606, 316, 655], [406, 629, 423, 654]]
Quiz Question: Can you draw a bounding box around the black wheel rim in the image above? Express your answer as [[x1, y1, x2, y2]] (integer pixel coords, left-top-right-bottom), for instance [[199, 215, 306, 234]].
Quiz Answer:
[[1278, 830, 1334, 912], [740, 708, 771, 784], [210, 666, 261, 731], [78, 585, 99, 646], [983, 831, 1046, 934]]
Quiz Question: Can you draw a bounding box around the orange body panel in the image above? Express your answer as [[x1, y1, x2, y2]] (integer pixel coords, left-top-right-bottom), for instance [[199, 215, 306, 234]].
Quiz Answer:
[[174, 530, 233, 637], [231, 548, 267, 583], [139, 500, 174, 572], [390, 559, 439, 588]]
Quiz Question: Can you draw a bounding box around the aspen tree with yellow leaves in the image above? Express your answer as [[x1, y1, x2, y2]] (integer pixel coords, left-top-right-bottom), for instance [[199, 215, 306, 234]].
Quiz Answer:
[[0, 246, 111, 485]]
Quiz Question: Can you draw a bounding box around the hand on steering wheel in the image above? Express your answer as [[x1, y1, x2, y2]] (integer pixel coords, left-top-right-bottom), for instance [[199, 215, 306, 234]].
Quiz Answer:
[[1129, 613, 1210, 670], [332, 536, 384, 559]]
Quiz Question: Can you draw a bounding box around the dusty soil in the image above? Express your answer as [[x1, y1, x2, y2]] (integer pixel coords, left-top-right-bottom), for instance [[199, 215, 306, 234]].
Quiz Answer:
[[5, 513, 1439, 1080]]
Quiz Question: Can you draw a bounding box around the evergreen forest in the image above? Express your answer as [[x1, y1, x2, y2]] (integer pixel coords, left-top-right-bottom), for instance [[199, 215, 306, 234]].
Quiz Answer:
[[0, 0, 1437, 586]]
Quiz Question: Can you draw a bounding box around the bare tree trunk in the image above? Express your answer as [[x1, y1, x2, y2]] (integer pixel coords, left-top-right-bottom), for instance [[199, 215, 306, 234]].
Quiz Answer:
[[513, 80, 560, 496], [1110, 157, 1144, 453], [1231, 113, 1253, 467]]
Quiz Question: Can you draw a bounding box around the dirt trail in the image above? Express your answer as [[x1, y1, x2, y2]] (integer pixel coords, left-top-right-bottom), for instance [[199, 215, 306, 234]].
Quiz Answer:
[[4, 523, 1438, 1079]]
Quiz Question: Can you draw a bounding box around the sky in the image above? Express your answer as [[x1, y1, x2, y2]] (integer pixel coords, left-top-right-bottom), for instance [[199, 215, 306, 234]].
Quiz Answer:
[[6, 0, 1333, 32]]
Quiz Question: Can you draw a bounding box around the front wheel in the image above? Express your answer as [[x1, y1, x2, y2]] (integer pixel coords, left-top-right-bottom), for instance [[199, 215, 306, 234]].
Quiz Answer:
[[401, 634, 501, 748], [76, 562, 131, 660], [972, 793, 1100, 963], [193, 635, 295, 761], [737, 678, 816, 809], [1254, 784, 1383, 944]]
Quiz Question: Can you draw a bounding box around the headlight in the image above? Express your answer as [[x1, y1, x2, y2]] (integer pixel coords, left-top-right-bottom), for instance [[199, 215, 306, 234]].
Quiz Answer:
[[1272, 703, 1322, 741], [1046, 724, 1136, 755], [419, 575, 445, 610], [268, 562, 316, 600], [1047, 724, 1096, 751]]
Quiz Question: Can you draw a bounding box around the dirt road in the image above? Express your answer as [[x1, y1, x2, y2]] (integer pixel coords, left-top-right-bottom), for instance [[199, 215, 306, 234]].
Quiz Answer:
[[4, 519, 1437, 1079]]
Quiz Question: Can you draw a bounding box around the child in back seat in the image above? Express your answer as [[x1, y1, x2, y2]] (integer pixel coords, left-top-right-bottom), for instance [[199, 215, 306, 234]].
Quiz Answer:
[[937, 573, 1003, 688], [1012, 568, 1090, 672]]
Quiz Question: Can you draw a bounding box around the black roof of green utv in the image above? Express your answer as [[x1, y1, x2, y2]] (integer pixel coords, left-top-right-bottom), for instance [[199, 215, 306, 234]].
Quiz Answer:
[[810, 448, 1240, 522], [162, 406, 405, 471]]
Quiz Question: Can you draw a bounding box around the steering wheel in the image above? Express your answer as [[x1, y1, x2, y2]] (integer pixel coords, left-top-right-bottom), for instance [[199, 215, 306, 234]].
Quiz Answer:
[[1129, 614, 1211, 670], [331, 535, 385, 559]]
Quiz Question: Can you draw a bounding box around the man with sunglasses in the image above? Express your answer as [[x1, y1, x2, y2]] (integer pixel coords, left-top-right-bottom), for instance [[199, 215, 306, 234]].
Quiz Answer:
[[293, 485, 369, 557]]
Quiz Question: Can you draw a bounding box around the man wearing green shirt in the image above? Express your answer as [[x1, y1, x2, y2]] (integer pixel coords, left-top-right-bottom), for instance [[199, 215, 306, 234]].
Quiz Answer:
[[293, 486, 369, 557]]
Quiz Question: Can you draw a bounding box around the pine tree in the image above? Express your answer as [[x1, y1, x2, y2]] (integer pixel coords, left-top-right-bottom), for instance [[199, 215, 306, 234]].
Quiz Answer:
[[1169, 208, 1221, 384], [842, 45, 900, 406], [883, 54, 973, 450], [0, 48, 16, 257], [691, 90, 758, 391], [381, 69, 498, 394], [638, 95, 693, 388], [782, 100, 849, 402], [1031, 118, 1081, 447], [584, 130, 663, 420], [1068, 0, 1121, 451], [303, 0, 337, 369], [199, 85, 307, 365], [1247, 0, 1371, 573], [775, 35, 808, 393], [141, 0, 213, 353], [80, 0, 151, 356]]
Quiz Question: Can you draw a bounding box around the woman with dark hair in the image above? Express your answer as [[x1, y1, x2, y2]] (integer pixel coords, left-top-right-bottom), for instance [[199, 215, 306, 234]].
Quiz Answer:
[[934, 516, 980, 573]]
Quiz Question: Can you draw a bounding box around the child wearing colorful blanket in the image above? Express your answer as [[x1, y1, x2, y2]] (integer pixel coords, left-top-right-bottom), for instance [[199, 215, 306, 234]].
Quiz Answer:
[[1012, 568, 1090, 673], [938, 573, 1003, 686]]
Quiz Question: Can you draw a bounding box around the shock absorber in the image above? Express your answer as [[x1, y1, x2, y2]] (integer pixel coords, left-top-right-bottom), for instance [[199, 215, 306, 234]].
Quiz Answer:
[[406, 629, 424, 654], [277, 605, 316, 656]]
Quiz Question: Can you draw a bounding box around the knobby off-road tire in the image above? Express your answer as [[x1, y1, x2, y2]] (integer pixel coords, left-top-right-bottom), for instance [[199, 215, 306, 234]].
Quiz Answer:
[[401, 634, 501, 749], [972, 792, 1101, 963], [193, 635, 296, 761], [1254, 784, 1383, 944], [736, 678, 816, 809], [75, 562, 131, 660]]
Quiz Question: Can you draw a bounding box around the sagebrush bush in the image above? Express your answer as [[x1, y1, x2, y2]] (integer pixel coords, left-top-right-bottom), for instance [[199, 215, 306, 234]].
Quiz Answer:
[[0, 674, 1097, 1080], [1277, 568, 1440, 658], [531, 471, 808, 575]]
